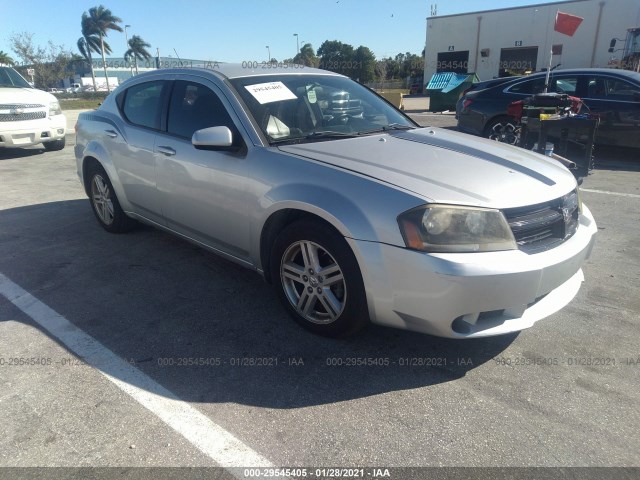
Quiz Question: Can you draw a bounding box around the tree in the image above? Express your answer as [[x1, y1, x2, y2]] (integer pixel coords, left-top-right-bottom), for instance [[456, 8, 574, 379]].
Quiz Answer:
[[317, 40, 355, 77], [10, 32, 73, 88], [353, 46, 376, 83], [124, 35, 151, 75], [82, 5, 122, 92], [77, 14, 104, 91], [0, 51, 14, 66], [293, 43, 319, 67]]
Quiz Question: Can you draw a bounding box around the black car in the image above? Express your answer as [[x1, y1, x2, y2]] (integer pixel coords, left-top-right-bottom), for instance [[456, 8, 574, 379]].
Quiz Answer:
[[456, 68, 640, 149]]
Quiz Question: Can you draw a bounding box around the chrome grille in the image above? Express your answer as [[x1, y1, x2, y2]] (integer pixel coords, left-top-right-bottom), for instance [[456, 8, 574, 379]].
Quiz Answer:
[[0, 111, 47, 122], [0, 103, 45, 109], [503, 191, 579, 253]]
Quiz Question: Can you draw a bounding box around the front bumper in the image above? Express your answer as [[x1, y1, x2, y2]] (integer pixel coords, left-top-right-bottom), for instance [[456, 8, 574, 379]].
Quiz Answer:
[[349, 204, 597, 338], [0, 114, 67, 147]]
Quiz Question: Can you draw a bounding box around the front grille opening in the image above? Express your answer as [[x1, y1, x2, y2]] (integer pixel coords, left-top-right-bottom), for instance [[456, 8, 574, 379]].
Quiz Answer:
[[503, 192, 579, 254], [0, 111, 47, 122]]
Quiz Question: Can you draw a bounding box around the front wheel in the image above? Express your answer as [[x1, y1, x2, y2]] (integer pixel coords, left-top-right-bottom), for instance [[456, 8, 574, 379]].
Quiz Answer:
[[485, 116, 520, 145], [270, 220, 369, 337]]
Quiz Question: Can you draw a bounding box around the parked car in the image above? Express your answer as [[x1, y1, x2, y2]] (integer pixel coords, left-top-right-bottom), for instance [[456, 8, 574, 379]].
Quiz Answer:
[[459, 76, 518, 98], [74, 65, 597, 339], [456, 68, 640, 148], [0, 66, 66, 151], [65, 83, 82, 94]]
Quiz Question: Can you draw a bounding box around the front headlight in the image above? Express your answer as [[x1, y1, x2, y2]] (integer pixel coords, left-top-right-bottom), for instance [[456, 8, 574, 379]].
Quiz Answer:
[[49, 101, 62, 116], [398, 204, 517, 253]]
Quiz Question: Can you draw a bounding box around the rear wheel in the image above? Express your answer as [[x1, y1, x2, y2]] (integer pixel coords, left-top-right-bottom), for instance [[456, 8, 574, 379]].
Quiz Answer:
[[87, 164, 136, 233], [270, 220, 369, 337], [485, 116, 520, 145]]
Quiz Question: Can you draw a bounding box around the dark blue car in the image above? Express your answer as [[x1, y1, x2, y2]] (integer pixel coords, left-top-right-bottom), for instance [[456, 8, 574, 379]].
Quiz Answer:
[[456, 68, 640, 149]]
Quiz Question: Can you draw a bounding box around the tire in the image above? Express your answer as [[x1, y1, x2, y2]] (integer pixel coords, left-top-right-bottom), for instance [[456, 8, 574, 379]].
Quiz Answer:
[[43, 137, 66, 151], [484, 116, 520, 145], [87, 163, 136, 233], [270, 220, 369, 337]]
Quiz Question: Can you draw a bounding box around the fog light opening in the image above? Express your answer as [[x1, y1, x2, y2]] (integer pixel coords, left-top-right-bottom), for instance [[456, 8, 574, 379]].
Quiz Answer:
[[452, 317, 473, 334]]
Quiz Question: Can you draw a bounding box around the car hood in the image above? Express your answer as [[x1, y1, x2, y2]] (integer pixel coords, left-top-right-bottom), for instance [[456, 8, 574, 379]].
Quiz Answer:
[[0, 87, 57, 105], [278, 127, 577, 209]]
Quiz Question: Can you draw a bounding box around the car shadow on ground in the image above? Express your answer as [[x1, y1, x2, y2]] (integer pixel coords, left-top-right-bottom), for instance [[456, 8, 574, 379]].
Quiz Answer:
[[0, 146, 46, 160], [0, 200, 517, 409], [593, 146, 640, 172]]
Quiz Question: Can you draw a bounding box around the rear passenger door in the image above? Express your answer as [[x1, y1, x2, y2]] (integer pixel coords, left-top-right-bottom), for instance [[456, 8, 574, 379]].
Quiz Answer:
[[155, 78, 251, 261], [113, 80, 168, 225]]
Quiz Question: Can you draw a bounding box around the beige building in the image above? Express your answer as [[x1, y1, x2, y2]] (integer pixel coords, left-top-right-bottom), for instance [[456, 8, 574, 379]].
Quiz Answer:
[[424, 0, 640, 82]]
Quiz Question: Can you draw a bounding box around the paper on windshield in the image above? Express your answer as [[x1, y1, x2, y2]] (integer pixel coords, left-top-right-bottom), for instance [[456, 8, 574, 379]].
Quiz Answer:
[[245, 81, 297, 104]]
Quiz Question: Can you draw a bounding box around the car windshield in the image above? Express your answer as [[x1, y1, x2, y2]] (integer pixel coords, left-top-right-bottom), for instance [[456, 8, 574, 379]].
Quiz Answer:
[[0, 67, 32, 88], [229, 74, 416, 144]]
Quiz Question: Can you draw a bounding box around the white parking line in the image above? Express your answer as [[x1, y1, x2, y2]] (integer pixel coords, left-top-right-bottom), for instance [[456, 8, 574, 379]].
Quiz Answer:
[[0, 272, 273, 472], [581, 188, 640, 199]]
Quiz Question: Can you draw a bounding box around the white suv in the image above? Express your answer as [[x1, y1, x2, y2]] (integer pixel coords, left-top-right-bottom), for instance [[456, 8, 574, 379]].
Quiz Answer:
[[0, 66, 67, 151]]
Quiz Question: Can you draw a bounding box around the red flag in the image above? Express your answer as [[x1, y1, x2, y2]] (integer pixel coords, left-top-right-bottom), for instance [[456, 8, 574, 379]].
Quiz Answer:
[[554, 11, 583, 36]]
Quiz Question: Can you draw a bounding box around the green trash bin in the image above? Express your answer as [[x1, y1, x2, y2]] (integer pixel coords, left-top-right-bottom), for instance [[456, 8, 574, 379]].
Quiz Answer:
[[426, 72, 479, 112]]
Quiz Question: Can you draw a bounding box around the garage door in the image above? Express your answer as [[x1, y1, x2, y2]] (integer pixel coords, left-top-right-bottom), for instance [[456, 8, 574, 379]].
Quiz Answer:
[[499, 47, 538, 77]]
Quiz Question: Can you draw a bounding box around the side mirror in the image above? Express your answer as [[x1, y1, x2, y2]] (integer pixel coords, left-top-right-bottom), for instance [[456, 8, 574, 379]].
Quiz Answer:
[[192, 126, 234, 150], [609, 38, 617, 49]]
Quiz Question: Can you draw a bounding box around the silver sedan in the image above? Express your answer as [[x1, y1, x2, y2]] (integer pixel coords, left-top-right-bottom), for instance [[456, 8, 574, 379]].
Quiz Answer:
[[75, 64, 597, 338]]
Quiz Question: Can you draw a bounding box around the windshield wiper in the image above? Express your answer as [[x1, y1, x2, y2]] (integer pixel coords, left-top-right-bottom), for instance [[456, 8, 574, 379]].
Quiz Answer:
[[269, 131, 358, 146], [382, 123, 416, 131], [269, 126, 411, 145], [305, 130, 359, 139], [357, 123, 416, 135]]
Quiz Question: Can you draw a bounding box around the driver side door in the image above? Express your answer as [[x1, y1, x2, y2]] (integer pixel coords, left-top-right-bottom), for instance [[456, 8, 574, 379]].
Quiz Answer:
[[155, 78, 251, 261]]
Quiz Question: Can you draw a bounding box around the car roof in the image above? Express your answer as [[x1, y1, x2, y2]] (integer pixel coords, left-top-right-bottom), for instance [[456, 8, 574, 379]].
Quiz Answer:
[[128, 63, 343, 82], [504, 68, 640, 83]]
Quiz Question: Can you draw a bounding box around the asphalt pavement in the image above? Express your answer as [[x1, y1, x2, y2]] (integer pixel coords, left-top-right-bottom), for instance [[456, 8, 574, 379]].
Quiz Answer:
[[0, 117, 638, 480]]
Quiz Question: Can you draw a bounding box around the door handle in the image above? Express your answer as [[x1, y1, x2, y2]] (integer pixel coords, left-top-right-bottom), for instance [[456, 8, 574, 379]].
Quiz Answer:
[[157, 146, 176, 156], [104, 129, 118, 138]]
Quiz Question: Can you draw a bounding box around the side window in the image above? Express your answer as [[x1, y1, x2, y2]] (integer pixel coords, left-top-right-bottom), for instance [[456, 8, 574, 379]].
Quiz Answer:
[[507, 78, 545, 95], [585, 77, 607, 98], [586, 77, 640, 100], [167, 81, 235, 139], [552, 77, 578, 95], [122, 81, 164, 130], [604, 78, 640, 101]]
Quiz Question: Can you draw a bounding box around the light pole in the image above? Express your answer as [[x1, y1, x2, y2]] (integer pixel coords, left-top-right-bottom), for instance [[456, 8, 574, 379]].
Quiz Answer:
[[266, 45, 271, 62], [124, 25, 133, 75], [293, 33, 299, 56]]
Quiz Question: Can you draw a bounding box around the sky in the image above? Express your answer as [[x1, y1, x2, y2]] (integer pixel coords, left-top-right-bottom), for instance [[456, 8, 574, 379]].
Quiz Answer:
[[1, 0, 563, 64]]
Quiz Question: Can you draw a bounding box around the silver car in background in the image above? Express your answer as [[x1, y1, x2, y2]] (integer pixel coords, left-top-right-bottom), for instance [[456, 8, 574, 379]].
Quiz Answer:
[[75, 65, 597, 338]]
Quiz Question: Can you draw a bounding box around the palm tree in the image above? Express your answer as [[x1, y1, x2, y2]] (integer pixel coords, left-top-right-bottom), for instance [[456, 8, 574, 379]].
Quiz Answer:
[[0, 51, 14, 66], [82, 5, 122, 92], [124, 35, 152, 75], [77, 15, 103, 92]]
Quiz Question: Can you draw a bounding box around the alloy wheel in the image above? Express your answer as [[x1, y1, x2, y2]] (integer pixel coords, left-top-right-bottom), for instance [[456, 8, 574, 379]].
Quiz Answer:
[[280, 240, 346, 324], [91, 174, 115, 225]]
